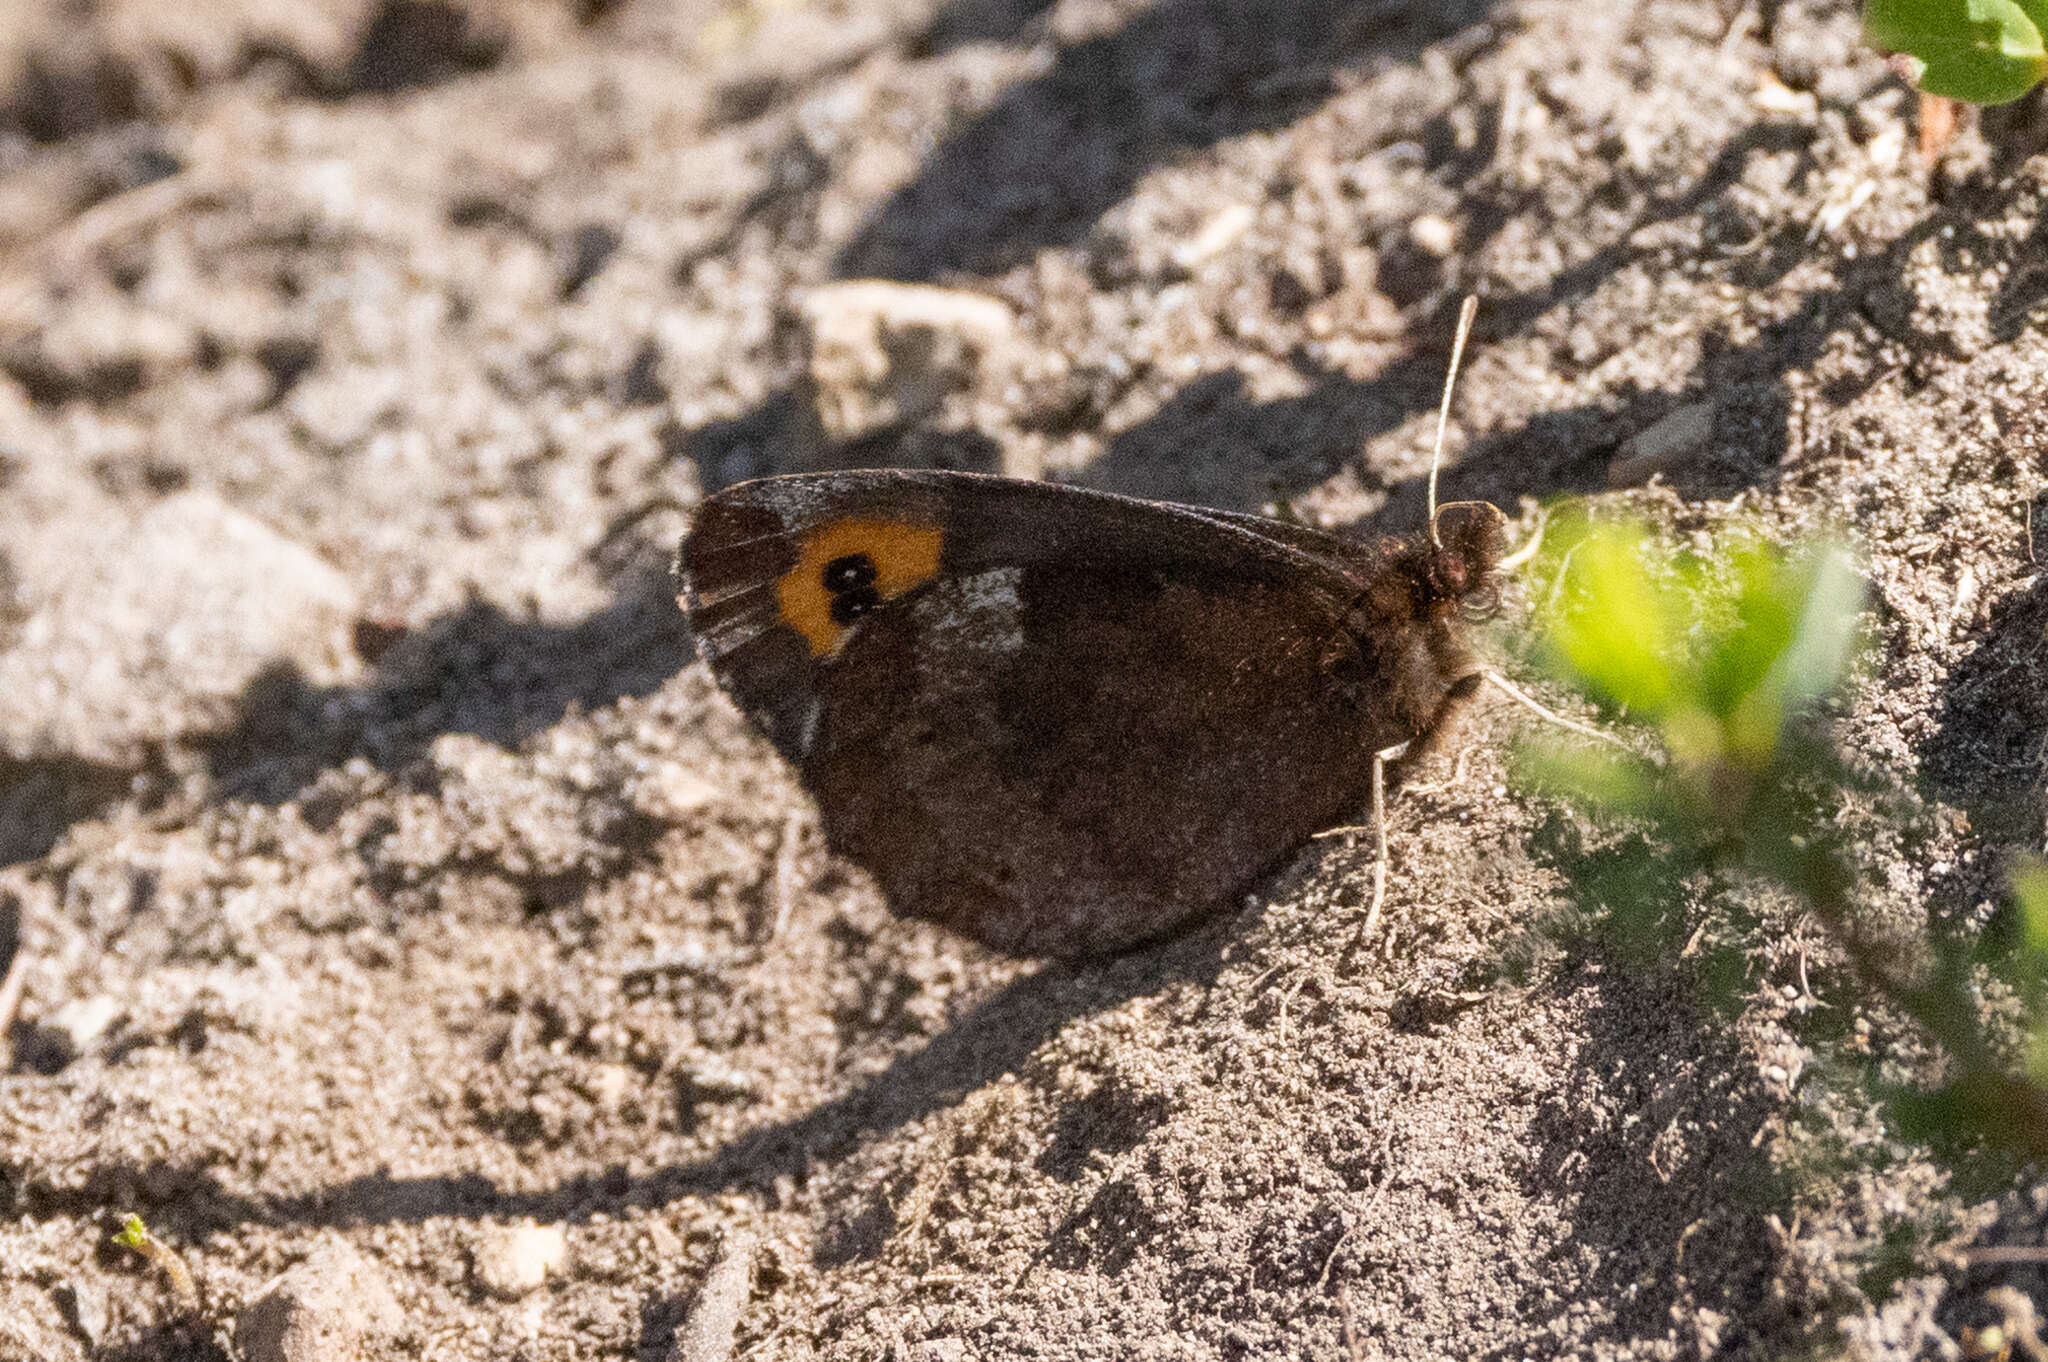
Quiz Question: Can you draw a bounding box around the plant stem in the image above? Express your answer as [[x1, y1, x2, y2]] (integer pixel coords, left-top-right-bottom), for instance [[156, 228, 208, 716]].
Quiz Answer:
[[1793, 849, 2048, 1161]]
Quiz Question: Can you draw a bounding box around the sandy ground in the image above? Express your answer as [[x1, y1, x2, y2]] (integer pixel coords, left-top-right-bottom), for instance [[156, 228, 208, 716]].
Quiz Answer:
[[3, 0, 2048, 1358]]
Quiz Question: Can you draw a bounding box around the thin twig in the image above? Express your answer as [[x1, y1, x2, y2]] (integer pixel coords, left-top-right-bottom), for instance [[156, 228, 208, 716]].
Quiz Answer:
[[1340, 1287, 1366, 1362], [1315, 1225, 1358, 1292], [0, 939, 26, 1041], [1276, 971, 1313, 1050], [1361, 740, 1406, 938], [770, 809, 804, 939], [1492, 68, 1526, 169]]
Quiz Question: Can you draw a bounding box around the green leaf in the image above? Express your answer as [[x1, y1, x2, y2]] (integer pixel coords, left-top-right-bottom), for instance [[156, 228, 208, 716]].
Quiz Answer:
[[2012, 858, 2048, 976], [1539, 524, 1680, 715], [1723, 546, 1868, 763], [1538, 521, 1864, 780], [1867, 0, 2048, 105], [1696, 539, 1796, 725], [1511, 742, 1666, 820], [1768, 548, 1868, 716]]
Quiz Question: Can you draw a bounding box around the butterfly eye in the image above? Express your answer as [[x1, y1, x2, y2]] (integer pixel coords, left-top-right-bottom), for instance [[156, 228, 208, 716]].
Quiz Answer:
[[823, 554, 878, 592]]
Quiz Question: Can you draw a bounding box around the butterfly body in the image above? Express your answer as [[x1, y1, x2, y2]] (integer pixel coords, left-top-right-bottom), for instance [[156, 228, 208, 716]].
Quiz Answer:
[[677, 469, 1502, 957]]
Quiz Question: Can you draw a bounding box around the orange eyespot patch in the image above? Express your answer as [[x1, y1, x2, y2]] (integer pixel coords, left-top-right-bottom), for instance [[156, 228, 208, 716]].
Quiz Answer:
[[777, 517, 943, 656]]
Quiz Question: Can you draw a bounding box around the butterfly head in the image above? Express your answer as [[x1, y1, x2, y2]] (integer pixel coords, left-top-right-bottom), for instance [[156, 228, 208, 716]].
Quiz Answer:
[[1424, 500, 1506, 615]]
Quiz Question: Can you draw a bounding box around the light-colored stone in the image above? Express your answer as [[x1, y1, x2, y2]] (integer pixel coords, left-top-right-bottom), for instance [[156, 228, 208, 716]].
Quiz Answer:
[[1606, 401, 1715, 487], [681, 1054, 756, 1102], [1751, 71, 1816, 117], [472, 1223, 568, 1298], [0, 489, 358, 763], [797, 280, 1014, 443], [649, 767, 722, 818], [587, 1063, 634, 1111], [1169, 203, 1254, 269], [234, 1240, 405, 1362], [1408, 214, 1457, 258]]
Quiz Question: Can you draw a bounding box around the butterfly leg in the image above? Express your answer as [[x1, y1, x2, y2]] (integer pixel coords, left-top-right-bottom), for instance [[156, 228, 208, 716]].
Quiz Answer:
[[1478, 669, 1623, 747], [1362, 739, 1412, 938], [1350, 675, 1612, 942]]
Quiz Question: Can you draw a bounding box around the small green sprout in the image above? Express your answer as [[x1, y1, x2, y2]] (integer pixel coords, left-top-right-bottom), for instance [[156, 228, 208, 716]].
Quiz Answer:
[[114, 1213, 199, 1311], [1867, 0, 2048, 106]]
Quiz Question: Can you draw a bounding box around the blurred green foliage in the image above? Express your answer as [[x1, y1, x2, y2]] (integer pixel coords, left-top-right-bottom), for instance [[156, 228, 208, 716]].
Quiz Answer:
[[1518, 514, 2048, 1172], [1529, 517, 1864, 812], [1517, 516, 1869, 998], [2015, 861, 2048, 1075], [1867, 0, 2048, 105]]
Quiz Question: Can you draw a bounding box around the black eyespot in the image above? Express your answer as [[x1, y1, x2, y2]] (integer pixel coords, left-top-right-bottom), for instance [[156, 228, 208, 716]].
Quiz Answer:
[[823, 553, 877, 592], [829, 586, 881, 625]]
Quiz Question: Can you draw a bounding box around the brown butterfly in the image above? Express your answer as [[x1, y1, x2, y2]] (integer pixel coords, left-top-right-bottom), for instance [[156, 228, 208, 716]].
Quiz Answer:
[[674, 304, 1571, 957]]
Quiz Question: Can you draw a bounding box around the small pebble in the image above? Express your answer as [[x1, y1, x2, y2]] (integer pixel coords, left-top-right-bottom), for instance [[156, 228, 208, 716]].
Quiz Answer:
[[35, 996, 121, 1066], [683, 1056, 757, 1102], [588, 1064, 633, 1111], [473, 1223, 568, 1298], [653, 769, 722, 816], [1408, 214, 1457, 257], [1170, 202, 1254, 269]]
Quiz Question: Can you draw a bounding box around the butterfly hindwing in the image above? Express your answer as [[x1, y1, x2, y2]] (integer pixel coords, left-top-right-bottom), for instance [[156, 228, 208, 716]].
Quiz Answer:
[[678, 470, 1478, 957]]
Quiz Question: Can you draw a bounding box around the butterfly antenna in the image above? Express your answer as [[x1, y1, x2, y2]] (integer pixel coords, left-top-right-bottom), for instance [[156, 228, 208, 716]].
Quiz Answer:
[[1428, 294, 1480, 548]]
